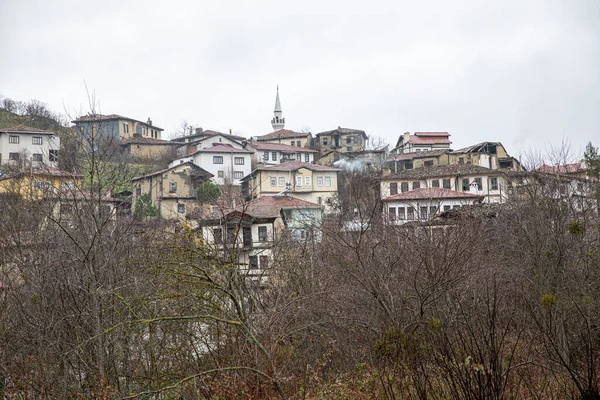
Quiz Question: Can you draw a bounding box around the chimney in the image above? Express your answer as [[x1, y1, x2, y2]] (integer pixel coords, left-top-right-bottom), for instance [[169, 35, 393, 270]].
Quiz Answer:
[[195, 127, 203, 135], [147, 118, 152, 126], [229, 129, 232, 135]]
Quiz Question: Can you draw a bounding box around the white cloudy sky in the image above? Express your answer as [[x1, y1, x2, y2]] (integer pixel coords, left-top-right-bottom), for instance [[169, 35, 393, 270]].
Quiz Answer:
[[1, 0, 598, 158]]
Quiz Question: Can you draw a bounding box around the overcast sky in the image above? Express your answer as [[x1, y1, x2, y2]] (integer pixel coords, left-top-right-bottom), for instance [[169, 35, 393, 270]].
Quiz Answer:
[[1, 0, 598, 159]]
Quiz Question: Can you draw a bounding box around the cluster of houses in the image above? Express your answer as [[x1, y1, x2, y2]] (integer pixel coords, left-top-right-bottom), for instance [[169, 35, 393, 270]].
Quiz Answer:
[[0, 88, 597, 276]]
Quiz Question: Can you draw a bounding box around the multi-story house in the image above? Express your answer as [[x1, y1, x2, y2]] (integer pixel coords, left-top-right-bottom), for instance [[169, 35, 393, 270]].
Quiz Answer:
[[250, 142, 318, 165], [72, 114, 164, 141], [315, 127, 368, 153], [450, 142, 521, 170], [255, 129, 313, 149], [0, 125, 60, 167], [390, 132, 452, 154], [131, 161, 213, 222], [382, 188, 483, 223], [169, 144, 253, 186], [380, 164, 509, 204], [174, 129, 247, 158], [197, 195, 323, 275], [241, 161, 340, 210]]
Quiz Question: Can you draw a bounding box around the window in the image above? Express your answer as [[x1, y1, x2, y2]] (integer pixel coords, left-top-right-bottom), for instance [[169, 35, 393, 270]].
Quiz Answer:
[[305, 176, 311, 186], [234, 171, 244, 179], [458, 157, 465, 164], [49, 150, 59, 162], [60, 203, 74, 215], [264, 151, 269, 161], [462, 179, 470, 191], [243, 226, 252, 247], [296, 176, 303, 186], [347, 147, 352, 152], [271, 177, 277, 186], [213, 156, 223, 164], [9, 135, 19, 144], [431, 179, 440, 188], [490, 177, 498, 190], [317, 176, 323, 187], [226, 226, 236, 243], [405, 162, 413, 169], [272, 152, 277, 161], [420, 206, 428, 220], [323, 138, 328, 145], [443, 179, 451, 189], [278, 177, 285, 186], [177, 203, 185, 213], [296, 141, 301, 147], [325, 177, 331, 187], [234, 157, 245, 165], [291, 141, 295, 146], [398, 207, 405, 219], [430, 206, 437, 216], [305, 153, 309, 162], [249, 256, 258, 269], [474, 177, 482, 190], [213, 228, 223, 244], [401, 182, 409, 192], [32, 153, 43, 162], [123, 123, 129, 134], [32, 137, 42, 145], [258, 226, 268, 241], [412, 181, 420, 190], [444, 205, 451, 211], [390, 183, 398, 195], [9, 152, 20, 161], [32, 180, 51, 190], [217, 170, 224, 178], [388, 207, 396, 220], [345, 136, 351, 144], [353, 136, 359, 144], [136, 187, 141, 197], [407, 207, 415, 220], [424, 160, 434, 167], [169, 182, 177, 193], [259, 255, 269, 269]]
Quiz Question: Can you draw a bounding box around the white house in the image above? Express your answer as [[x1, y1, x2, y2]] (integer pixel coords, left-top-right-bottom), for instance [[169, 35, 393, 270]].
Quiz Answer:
[[250, 142, 318, 165], [390, 132, 452, 154], [175, 130, 247, 158], [169, 143, 253, 186], [0, 125, 60, 167], [382, 188, 483, 223]]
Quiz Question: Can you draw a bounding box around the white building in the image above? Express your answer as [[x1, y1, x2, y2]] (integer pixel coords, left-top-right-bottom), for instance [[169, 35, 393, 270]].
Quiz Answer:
[[0, 125, 60, 167], [169, 143, 253, 186], [250, 142, 318, 165], [382, 188, 483, 223], [390, 132, 452, 154], [175, 129, 247, 158]]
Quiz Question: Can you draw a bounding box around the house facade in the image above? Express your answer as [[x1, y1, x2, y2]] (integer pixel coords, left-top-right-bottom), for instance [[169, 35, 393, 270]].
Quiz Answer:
[[169, 144, 253, 186], [391, 132, 452, 154], [450, 142, 521, 171], [382, 188, 483, 223], [72, 114, 163, 141], [121, 137, 182, 161], [174, 129, 247, 158], [315, 127, 368, 153], [197, 195, 323, 275], [241, 161, 340, 210], [0, 125, 60, 168], [131, 162, 213, 221], [0, 168, 82, 200], [380, 164, 509, 204], [250, 142, 317, 165]]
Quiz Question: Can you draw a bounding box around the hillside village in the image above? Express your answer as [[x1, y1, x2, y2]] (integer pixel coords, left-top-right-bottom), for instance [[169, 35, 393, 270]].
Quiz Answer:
[[0, 92, 599, 398]]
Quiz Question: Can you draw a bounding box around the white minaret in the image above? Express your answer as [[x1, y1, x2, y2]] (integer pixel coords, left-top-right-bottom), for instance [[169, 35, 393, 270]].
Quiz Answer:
[[271, 86, 285, 131]]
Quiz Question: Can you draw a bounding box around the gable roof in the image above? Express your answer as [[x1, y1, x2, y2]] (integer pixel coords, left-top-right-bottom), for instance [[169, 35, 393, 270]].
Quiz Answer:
[[256, 129, 312, 141], [388, 149, 449, 161], [252, 142, 318, 153], [0, 167, 83, 181], [316, 127, 368, 139], [173, 130, 247, 143], [452, 142, 503, 154], [260, 161, 340, 172], [382, 188, 483, 202], [72, 114, 163, 130], [131, 161, 213, 181], [190, 143, 253, 155], [0, 125, 55, 134], [232, 195, 321, 219], [121, 137, 183, 146], [536, 163, 585, 175], [384, 164, 502, 180]]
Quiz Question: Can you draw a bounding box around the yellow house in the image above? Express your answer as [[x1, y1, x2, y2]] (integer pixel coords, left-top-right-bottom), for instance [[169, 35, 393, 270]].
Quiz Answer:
[[0, 167, 82, 200], [241, 161, 340, 211], [131, 161, 213, 222]]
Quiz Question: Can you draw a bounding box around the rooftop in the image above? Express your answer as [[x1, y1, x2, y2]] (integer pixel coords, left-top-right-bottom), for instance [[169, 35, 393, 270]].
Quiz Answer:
[[0, 124, 54, 134], [382, 187, 483, 201], [259, 161, 341, 172], [256, 129, 311, 141], [252, 142, 318, 153], [173, 129, 247, 143], [191, 143, 253, 154], [72, 114, 163, 130], [536, 163, 586, 175], [316, 127, 367, 138], [232, 195, 322, 219], [385, 164, 502, 180], [122, 137, 183, 145], [132, 161, 213, 181], [388, 149, 449, 161]]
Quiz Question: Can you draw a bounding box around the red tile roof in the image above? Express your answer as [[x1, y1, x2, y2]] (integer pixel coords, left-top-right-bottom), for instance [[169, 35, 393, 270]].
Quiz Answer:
[[536, 163, 585, 175], [233, 195, 322, 219], [414, 132, 451, 137], [256, 129, 311, 141], [0, 125, 54, 134], [408, 136, 452, 145], [382, 188, 483, 201], [252, 142, 318, 153]]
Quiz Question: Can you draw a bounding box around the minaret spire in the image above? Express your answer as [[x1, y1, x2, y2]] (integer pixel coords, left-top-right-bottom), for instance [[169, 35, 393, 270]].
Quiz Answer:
[[271, 86, 285, 131]]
